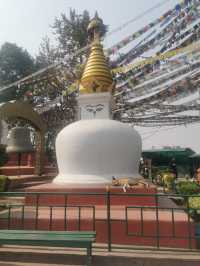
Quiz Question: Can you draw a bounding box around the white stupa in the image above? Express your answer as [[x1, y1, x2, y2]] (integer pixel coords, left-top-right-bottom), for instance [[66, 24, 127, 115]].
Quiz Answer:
[[53, 14, 142, 184]]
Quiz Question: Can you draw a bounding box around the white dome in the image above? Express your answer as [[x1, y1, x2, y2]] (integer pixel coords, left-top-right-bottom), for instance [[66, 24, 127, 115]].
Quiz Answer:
[[53, 119, 142, 184]]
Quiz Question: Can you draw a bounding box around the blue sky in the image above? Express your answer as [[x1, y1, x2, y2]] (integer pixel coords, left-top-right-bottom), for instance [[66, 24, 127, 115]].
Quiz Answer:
[[1, 0, 200, 153]]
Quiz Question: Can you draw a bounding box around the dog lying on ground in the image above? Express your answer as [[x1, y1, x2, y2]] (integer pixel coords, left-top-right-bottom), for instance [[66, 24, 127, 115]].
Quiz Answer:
[[112, 176, 150, 192]]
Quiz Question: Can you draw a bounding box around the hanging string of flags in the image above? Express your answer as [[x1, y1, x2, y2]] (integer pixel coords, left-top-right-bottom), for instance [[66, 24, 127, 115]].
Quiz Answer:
[[20, 40, 200, 112], [122, 115, 200, 126], [1, 1, 200, 128], [112, 40, 200, 73], [113, 5, 200, 66], [106, 0, 200, 55], [123, 70, 200, 106], [117, 61, 200, 103], [17, 36, 200, 114], [0, 1, 199, 97], [115, 47, 200, 91]]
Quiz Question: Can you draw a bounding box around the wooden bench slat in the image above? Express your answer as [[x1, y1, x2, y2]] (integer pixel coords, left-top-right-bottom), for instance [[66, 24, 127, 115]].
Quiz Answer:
[[0, 230, 96, 235], [0, 234, 95, 242], [0, 231, 95, 239], [0, 231, 95, 245], [0, 232, 95, 239], [0, 238, 94, 243]]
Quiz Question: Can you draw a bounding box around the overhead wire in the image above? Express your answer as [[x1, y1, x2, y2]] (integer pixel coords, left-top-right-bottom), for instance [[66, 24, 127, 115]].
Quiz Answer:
[[106, 0, 171, 37]]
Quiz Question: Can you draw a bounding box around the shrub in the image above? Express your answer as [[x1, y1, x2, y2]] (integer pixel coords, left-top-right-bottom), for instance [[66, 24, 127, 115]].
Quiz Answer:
[[152, 168, 171, 185], [189, 196, 200, 210], [188, 196, 200, 221], [177, 181, 200, 195], [0, 175, 7, 192]]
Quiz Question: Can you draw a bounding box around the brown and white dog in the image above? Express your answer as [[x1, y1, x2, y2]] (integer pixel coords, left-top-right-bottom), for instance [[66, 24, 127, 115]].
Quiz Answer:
[[112, 176, 149, 192]]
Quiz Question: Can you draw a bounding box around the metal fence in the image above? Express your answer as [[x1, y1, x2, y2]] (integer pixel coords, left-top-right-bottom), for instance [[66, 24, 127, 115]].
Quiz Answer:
[[0, 191, 199, 251]]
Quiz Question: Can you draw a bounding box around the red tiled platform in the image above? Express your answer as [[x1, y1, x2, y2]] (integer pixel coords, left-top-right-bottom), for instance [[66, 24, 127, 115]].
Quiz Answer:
[[5, 153, 35, 167], [25, 183, 157, 206], [0, 166, 57, 176], [0, 205, 195, 248], [1, 151, 57, 176], [4, 153, 51, 167], [7, 174, 55, 191]]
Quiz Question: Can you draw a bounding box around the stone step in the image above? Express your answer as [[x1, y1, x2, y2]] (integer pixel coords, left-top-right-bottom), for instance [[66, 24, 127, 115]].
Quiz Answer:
[[7, 175, 54, 191], [14, 181, 52, 190]]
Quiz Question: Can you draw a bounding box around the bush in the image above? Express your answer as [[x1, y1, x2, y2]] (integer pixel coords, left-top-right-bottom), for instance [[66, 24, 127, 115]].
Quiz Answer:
[[188, 196, 200, 221], [177, 181, 200, 195], [189, 196, 200, 209], [0, 175, 7, 192], [152, 168, 171, 185]]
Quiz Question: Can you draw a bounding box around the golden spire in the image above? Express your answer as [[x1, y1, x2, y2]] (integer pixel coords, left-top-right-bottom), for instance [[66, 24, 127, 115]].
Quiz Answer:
[[80, 13, 113, 94]]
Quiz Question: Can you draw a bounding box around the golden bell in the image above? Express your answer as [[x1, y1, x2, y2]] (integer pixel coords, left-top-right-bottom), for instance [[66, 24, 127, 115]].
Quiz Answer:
[[6, 127, 34, 153]]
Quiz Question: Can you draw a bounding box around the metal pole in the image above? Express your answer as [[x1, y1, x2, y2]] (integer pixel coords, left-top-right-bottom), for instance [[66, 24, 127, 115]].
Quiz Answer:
[[17, 153, 22, 177], [106, 186, 112, 251]]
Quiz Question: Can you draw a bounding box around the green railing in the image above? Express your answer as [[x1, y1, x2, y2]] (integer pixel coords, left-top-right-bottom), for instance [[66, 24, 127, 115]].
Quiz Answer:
[[0, 191, 200, 251]]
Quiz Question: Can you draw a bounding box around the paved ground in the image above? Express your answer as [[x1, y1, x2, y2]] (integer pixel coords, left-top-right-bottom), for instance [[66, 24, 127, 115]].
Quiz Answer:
[[0, 245, 200, 266]]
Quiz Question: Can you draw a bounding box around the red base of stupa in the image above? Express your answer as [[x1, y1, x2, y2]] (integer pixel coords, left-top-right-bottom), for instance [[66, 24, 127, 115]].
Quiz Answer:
[[25, 183, 157, 206], [0, 182, 196, 249]]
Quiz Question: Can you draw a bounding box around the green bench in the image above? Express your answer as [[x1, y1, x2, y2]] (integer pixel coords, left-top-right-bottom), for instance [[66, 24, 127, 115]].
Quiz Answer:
[[0, 230, 96, 266]]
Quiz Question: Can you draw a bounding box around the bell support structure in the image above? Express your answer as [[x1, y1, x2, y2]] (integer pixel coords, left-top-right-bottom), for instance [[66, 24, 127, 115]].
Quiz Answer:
[[0, 101, 46, 176]]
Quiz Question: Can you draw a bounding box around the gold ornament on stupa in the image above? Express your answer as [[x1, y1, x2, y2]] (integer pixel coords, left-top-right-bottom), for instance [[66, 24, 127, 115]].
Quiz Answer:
[[80, 13, 113, 94]]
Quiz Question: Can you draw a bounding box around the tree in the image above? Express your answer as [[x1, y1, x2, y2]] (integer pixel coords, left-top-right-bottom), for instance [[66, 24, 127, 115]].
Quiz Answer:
[[37, 9, 108, 67], [0, 42, 35, 86], [52, 9, 91, 64], [35, 36, 58, 69]]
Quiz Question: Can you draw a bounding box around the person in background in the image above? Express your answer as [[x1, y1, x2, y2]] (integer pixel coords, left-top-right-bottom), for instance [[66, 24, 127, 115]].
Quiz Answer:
[[169, 158, 178, 179], [143, 164, 149, 179], [139, 157, 144, 175]]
